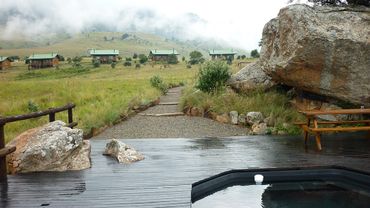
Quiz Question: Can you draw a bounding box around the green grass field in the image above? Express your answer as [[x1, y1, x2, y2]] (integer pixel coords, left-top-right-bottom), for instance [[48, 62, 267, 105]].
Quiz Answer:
[[0, 59, 202, 143]]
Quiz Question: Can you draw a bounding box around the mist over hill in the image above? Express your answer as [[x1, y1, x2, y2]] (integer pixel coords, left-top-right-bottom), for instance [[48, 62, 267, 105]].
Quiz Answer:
[[0, 0, 290, 51]]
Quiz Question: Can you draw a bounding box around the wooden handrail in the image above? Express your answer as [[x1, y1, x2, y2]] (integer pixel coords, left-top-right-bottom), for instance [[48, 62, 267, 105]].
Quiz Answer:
[[0, 103, 75, 124], [0, 103, 77, 181], [299, 108, 370, 116]]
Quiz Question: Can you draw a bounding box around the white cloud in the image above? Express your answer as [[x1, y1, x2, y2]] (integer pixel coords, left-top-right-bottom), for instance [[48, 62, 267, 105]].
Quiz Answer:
[[0, 0, 295, 50]]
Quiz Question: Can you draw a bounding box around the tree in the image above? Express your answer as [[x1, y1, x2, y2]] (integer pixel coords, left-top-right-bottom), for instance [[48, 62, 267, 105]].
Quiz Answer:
[[189, 50, 205, 65], [250, 49, 260, 58], [167, 54, 178, 64], [241, 55, 246, 59], [133, 53, 138, 59]]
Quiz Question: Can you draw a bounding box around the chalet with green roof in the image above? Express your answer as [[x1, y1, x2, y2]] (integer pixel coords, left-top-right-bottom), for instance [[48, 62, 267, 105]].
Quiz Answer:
[[209, 49, 237, 60], [149, 49, 179, 62], [27, 53, 60, 69], [90, 49, 119, 64], [0, 56, 11, 70]]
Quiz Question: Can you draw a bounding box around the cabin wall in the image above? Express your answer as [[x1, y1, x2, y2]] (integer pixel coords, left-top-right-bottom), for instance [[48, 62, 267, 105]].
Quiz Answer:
[[0, 60, 11, 70], [92, 55, 117, 64], [29, 59, 55, 69]]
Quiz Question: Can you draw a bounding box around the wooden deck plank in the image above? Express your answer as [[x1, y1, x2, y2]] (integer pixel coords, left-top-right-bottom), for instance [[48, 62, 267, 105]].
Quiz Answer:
[[1, 135, 370, 207]]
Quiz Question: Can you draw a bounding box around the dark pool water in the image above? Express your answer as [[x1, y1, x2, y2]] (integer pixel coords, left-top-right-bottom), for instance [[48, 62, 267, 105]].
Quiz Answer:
[[192, 181, 370, 208]]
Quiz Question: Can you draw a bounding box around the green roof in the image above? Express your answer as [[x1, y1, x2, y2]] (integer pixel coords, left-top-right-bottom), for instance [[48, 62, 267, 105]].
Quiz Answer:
[[0, 56, 10, 62], [28, 53, 59, 60], [209, 50, 237, 55], [90, 49, 119, 55], [150, 50, 179, 55]]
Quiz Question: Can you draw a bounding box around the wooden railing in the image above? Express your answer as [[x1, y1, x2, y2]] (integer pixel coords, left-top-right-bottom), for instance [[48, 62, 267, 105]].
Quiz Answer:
[[0, 103, 77, 181]]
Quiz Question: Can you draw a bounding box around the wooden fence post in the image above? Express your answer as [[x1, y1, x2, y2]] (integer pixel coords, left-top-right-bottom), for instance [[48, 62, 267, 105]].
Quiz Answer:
[[68, 107, 73, 127], [0, 124, 6, 181], [49, 112, 55, 122]]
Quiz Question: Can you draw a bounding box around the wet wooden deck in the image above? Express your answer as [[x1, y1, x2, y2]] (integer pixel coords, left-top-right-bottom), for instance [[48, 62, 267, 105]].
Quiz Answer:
[[1, 133, 370, 207]]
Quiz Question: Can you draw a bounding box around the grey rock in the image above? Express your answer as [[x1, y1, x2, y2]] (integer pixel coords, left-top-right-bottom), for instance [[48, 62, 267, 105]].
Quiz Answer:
[[238, 114, 247, 125], [228, 62, 274, 91], [259, 4, 370, 107], [7, 121, 91, 174], [103, 139, 144, 164], [229, 111, 239, 125], [246, 112, 264, 125]]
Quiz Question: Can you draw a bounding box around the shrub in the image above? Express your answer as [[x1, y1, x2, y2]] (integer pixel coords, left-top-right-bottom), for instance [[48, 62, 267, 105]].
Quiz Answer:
[[67, 57, 72, 64], [27, 100, 39, 112], [135, 63, 141, 69], [186, 64, 192, 69], [125, 57, 132, 61], [138, 54, 148, 64], [123, 61, 132, 66], [111, 62, 116, 69], [133, 53, 138, 59], [196, 61, 231, 94], [150, 75, 168, 94], [93, 59, 101, 68], [167, 54, 178, 64]]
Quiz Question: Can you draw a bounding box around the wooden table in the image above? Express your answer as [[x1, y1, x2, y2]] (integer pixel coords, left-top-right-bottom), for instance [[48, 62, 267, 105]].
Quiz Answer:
[[295, 109, 370, 150]]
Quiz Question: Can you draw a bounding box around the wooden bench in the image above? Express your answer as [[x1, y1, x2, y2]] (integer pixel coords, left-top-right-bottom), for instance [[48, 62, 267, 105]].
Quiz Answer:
[[295, 109, 370, 151]]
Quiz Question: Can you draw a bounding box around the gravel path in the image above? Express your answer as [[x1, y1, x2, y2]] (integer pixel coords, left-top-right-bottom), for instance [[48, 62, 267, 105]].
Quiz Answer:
[[94, 87, 247, 139]]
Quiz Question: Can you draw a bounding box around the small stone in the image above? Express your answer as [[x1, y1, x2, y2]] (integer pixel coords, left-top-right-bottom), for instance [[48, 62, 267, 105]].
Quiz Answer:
[[190, 107, 202, 117], [216, 113, 230, 123], [229, 111, 239, 125], [251, 123, 268, 135], [103, 139, 144, 164]]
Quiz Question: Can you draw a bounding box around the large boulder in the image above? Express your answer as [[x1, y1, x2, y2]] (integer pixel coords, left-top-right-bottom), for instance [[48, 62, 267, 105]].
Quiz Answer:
[[259, 4, 370, 106], [7, 121, 91, 174], [103, 139, 144, 164], [229, 62, 274, 91]]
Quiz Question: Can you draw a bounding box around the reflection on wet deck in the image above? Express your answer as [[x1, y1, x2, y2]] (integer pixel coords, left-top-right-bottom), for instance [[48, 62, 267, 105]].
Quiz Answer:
[[1, 133, 370, 207]]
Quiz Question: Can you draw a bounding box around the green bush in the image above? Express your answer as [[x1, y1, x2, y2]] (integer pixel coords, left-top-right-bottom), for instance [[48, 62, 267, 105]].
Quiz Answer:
[[125, 57, 132, 61], [93, 59, 101, 68], [150, 75, 168, 94], [196, 61, 231, 93], [138, 54, 148, 64], [27, 100, 39, 112], [123, 61, 132, 66], [111, 62, 116, 69], [167, 54, 178, 64], [135, 63, 141, 69]]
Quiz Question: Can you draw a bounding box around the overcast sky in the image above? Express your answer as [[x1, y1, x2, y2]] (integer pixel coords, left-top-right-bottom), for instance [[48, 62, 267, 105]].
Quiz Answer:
[[0, 0, 300, 50]]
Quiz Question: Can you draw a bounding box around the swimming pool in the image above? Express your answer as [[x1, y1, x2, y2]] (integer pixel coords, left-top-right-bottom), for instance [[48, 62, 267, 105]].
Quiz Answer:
[[191, 166, 370, 208]]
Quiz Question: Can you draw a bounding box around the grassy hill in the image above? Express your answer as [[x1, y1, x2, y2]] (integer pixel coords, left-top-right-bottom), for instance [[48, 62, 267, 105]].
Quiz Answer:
[[0, 32, 248, 59]]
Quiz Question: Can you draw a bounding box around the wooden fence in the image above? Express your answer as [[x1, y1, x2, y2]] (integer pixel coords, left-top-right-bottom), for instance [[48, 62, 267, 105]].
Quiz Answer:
[[0, 103, 77, 181]]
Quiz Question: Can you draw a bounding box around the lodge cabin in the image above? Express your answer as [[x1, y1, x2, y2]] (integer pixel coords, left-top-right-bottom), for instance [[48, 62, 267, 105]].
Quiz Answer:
[[209, 49, 237, 60], [149, 49, 179, 62], [0, 56, 11, 70], [27, 53, 60, 69], [90, 49, 119, 64]]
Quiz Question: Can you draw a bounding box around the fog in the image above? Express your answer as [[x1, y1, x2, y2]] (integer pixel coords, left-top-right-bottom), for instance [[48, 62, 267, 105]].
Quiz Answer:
[[0, 0, 295, 50]]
